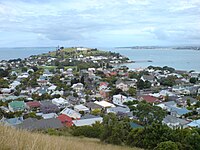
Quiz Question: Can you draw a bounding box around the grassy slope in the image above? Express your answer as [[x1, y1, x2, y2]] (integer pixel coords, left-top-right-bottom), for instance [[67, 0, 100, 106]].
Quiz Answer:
[[0, 125, 142, 150]]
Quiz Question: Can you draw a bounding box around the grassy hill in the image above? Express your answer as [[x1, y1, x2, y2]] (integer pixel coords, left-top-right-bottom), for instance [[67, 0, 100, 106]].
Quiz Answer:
[[0, 125, 142, 150]]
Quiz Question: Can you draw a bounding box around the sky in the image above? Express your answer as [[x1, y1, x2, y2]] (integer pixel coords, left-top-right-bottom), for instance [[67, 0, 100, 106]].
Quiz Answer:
[[0, 0, 200, 47]]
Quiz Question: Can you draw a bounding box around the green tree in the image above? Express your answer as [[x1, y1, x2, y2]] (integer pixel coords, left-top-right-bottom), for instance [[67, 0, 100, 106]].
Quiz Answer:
[[128, 87, 136, 96], [190, 77, 197, 84], [0, 78, 9, 88], [133, 102, 166, 125], [187, 99, 191, 107], [154, 141, 179, 150], [100, 113, 131, 145]]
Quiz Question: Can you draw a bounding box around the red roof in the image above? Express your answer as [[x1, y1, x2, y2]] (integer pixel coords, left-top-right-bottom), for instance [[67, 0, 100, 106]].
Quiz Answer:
[[110, 72, 117, 76], [100, 82, 108, 86], [141, 95, 160, 103], [26, 101, 41, 108], [57, 114, 73, 127]]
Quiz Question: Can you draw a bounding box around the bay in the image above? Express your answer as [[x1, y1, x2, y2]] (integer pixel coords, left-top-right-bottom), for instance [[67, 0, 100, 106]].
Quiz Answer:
[[0, 47, 200, 71]]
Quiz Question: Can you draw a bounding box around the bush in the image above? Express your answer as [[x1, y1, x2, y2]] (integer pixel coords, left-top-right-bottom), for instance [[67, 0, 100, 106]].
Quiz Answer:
[[71, 122, 103, 138]]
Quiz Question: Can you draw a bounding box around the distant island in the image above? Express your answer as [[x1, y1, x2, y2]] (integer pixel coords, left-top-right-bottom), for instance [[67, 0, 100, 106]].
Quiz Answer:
[[116, 46, 200, 50]]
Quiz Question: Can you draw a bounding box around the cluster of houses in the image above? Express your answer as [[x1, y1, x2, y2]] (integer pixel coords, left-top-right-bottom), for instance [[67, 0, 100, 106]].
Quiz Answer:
[[1, 48, 200, 131]]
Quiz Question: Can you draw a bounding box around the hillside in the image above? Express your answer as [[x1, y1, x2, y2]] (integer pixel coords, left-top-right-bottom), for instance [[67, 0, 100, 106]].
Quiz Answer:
[[0, 125, 141, 150]]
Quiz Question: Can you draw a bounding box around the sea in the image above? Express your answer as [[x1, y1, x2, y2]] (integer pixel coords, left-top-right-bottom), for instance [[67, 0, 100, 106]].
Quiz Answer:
[[0, 47, 200, 72]]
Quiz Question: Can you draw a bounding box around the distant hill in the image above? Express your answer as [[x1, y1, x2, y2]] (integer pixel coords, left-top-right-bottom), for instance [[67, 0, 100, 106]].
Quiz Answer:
[[0, 125, 142, 150]]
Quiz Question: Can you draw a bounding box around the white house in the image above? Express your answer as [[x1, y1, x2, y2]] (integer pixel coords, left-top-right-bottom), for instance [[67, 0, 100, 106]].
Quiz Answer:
[[10, 81, 21, 89], [72, 83, 84, 92], [74, 104, 90, 113], [60, 108, 81, 119], [42, 113, 58, 119], [48, 85, 57, 91], [113, 94, 129, 106], [72, 117, 103, 126], [94, 100, 115, 108], [52, 97, 69, 107]]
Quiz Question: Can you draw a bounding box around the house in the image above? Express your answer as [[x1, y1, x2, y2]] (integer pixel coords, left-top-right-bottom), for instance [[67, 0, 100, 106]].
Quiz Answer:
[[17, 73, 29, 79], [113, 94, 128, 106], [169, 106, 191, 118], [115, 80, 137, 92], [99, 82, 108, 90], [162, 115, 189, 129], [72, 117, 103, 127], [16, 118, 64, 131], [1, 95, 27, 102], [42, 113, 58, 119], [1, 88, 12, 94], [10, 81, 21, 89], [60, 108, 81, 119], [141, 75, 159, 86], [26, 101, 41, 110], [77, 47, 91, 52], [40, 101, 59, 114], [0, 106, 10, 113], [8, 101, 26, 112], [172, 86, 190, 95], [71, 83, 84, 92], [48, 85, 57, 92], [190, 72, 200, 78], [85, 102, 103, 111], [36, 86, 48, 96], [107, 106, 130, 114], [1, 117, 23, 126], [94, 100, 115, 108], [74, 104, 90, 114], [99, 89, 111, 98], [157, 101, 177, 110], [176, 96, 198, 106], [37, 75, 48, 86], [187, 119, 200, 128], [67, 96, 80, 105], [139, 95, 161, 104], [51, 90, 64, 96], [52, 97, 69, 107], [57, 114, 73, 127]]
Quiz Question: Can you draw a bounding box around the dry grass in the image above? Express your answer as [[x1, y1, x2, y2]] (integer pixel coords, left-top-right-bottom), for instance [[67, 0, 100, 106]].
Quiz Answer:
[[0, 125, 141, 150]]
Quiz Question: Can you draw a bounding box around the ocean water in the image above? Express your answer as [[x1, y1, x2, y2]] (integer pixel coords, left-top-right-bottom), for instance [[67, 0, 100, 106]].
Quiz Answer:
[[105, 48, 200, 72], [0, 47, 56, 60], [0, 47, 200, 71]]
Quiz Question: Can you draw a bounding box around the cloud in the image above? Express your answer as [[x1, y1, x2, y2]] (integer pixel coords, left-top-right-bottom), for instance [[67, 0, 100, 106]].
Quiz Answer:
[[0, 0, 200, 47]]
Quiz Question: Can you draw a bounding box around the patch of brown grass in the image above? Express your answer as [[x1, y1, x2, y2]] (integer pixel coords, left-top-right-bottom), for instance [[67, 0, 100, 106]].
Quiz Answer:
[[0, 125, 142, 150]]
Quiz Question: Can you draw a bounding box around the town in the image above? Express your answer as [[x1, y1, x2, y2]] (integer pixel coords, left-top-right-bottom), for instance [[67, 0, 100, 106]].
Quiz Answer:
[[0, 47, 200, 149]]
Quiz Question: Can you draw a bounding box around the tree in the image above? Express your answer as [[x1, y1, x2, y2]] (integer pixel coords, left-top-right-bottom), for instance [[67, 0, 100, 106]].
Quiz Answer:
[[0, 69, 9, 77], [0, 78, 9, 88], [160, 76, 176, 87], [133, 102, 166, 125], [128, 87, 136, 96], [80, 76, 85, 85], [100, 113, 131, 145], [190, 77, 197, 84], [137, 79, 151, 89], [154, 141, 179, 150], [187, 98, 191, 107]]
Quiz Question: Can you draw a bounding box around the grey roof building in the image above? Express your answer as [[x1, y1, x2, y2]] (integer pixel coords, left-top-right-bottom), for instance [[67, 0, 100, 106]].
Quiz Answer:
[[16, 118, 64, 131]]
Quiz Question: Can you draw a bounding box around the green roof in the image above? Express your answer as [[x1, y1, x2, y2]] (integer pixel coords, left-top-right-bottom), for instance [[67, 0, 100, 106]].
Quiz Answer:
[[9, 101, 25, 110]]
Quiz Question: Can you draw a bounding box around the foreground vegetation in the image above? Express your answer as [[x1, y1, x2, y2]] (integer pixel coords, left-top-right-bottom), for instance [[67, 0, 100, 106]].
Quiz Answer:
[[0, 125, 141, 150], [42, 113, 200, 150]]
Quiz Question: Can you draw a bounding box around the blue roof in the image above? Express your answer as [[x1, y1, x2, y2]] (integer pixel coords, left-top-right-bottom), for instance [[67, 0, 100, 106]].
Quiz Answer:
[[5, 117, 23, 126], [188, 119, 200, 128], [169, 106, 191, 115]]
